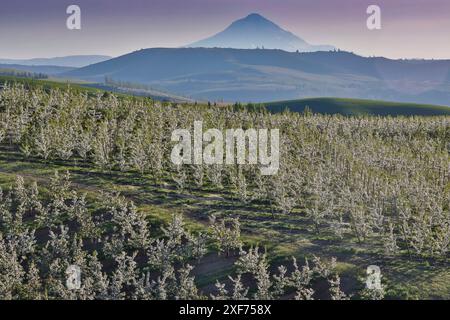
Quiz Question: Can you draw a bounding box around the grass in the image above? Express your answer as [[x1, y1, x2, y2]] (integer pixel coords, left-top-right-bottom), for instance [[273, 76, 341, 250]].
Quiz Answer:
[[0, 75, 140, 100], [0, 75, 100, 92], [262, 97, 450, 116]]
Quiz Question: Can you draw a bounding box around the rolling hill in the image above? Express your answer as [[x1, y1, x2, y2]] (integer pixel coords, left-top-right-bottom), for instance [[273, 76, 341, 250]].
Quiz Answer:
[[262, 97, 450, 116], [0, 75, 193, 103], [0, 64, 74, 75], [63, 47, 450, 105], [1, 75, 448, 116]]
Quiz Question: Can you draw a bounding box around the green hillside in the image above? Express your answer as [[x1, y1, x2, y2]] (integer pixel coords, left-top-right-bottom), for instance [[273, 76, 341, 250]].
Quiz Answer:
[[0, 75, 192, 102], [262, 97, 450, 116], [0, 75, 102, 94]]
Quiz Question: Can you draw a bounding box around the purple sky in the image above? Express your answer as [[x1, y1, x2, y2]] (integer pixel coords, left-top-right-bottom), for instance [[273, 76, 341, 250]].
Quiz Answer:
[[1, 0, 449, 59]]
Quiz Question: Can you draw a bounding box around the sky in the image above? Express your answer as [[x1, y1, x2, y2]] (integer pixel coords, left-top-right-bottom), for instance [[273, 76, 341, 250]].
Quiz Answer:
[[1, 0, 449, 60]]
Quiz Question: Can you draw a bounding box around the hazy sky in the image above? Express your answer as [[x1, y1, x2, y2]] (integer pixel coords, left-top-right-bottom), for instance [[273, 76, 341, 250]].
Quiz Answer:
[[1, 0, 449, 59]]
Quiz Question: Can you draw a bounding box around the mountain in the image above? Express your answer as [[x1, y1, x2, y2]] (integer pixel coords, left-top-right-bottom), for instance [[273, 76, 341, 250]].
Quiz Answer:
[[0, 55, 112, 68], [188, 13, 334, 52], [63, 47, 450, 105]]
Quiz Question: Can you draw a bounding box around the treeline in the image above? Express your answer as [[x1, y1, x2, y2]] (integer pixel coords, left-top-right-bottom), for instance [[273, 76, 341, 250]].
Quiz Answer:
[[0, 69, 48, 80], [104, 76, 158, 91]]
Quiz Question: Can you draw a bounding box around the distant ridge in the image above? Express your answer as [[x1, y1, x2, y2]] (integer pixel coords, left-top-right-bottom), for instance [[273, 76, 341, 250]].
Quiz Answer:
[[0, 55, 112, 68], [0, 64, 74, 75], [188, 13, 335, 52]]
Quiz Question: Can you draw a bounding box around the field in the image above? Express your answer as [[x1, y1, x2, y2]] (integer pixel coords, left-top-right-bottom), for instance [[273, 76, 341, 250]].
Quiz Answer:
[[263, 97, 450, 117], [0, 80, 449, 300], [0, 75, 105, 93]]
